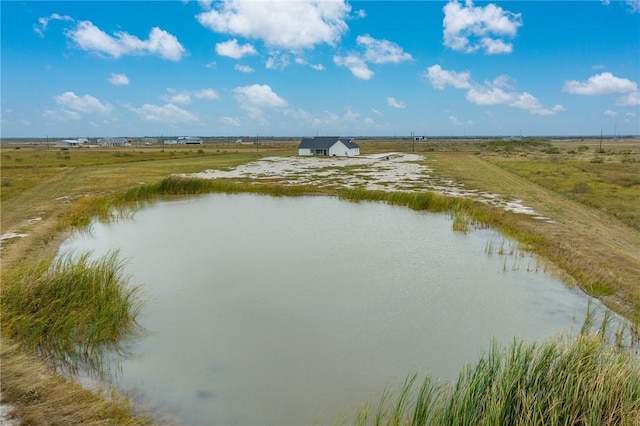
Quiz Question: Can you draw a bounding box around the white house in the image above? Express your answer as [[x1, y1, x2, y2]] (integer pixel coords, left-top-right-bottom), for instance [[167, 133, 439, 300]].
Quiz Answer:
[[164, 136, 203, 145], [298, 137, 360, 157], [55, 139, 81, 148], [98, 137, 128, 147]]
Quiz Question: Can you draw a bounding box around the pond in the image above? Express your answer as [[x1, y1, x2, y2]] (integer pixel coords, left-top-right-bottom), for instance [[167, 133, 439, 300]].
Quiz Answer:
[[60, 194, 598, 425]]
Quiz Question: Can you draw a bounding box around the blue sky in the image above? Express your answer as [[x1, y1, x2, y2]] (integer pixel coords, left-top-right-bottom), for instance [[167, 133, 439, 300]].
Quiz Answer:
[[1, 0, 639, 138]]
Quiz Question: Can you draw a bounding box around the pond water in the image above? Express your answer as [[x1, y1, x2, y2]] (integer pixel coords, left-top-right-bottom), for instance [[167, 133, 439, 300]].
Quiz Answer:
[[60, 194, 597, 425]]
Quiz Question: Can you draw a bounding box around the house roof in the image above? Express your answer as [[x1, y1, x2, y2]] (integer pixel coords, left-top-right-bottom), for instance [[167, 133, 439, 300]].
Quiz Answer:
[[298, 136, 359, 149]]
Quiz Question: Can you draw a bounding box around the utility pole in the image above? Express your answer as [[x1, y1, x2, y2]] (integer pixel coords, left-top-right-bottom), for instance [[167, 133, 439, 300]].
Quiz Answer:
[[410, 130, 414, 153], [599, 130, 603, 153]]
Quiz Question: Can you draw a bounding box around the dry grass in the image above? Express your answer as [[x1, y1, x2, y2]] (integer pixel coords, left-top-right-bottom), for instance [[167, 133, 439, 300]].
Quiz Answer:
[[0, 342, 151, 426]]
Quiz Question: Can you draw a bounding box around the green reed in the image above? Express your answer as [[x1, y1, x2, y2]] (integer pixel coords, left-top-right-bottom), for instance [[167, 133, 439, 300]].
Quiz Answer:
[[351, 333, 640, 426], [1, 251, 144, 375]]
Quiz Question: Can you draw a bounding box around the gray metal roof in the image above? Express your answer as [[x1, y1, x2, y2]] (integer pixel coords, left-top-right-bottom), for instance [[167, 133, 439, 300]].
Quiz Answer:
[[298, 136, 359, 149]]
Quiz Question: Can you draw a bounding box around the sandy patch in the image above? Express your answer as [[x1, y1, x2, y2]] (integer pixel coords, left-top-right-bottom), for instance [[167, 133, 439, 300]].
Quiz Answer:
[[0, 217, 43, 247], [183, 153, 549, 220], [0, 402, 19, 426]]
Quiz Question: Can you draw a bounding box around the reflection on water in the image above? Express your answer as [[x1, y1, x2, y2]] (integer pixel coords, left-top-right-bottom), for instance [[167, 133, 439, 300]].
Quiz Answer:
[[60, 194, 598, 425]]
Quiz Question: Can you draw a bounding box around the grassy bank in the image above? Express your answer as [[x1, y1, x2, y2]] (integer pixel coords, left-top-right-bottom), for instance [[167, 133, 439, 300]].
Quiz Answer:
[[0, 251, 147, 425], [350, 333, 640, 426], [1, 251, 144, 375], [1, 343, 150, 426]]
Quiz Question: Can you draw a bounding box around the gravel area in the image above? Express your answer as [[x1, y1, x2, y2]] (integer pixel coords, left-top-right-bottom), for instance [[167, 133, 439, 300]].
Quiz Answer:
[[183, 152, 550, 220]]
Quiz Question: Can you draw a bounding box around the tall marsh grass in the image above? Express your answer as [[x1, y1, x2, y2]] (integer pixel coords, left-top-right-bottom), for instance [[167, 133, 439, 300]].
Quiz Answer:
[[1, 251, 143, 375], [337, 188, 511, 235], [117, 175, 323, 203], [350, 334, 640, 426]]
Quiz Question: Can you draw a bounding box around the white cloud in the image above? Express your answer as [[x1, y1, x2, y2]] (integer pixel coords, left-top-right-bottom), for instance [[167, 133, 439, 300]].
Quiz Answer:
[[193, 88, 219, 100], [615, 91, 640, 106], [295, 57, 325, 71], [562, 72, 638, 95], [427, 65, 562, 116], [466, 86, 511, 105], [387, 97, 407, 109], [599, 0, 638, 12], [54, 91, 113, 114], [215, 39, 257, 58], [220, 116, 242, 126], [531, 105, 565, 116], [371, 108, 383, 116], [334, 35, 411, 80], [604, 109, 617, 117], [198, 0, 214, 10], [491, 74, 513, 89], [34, 13, 73, 37], [162, 90, 192, 105], [196, 0, 351, 50], [448, 115, 472, 126], [205, 61, 217, 69], [234, 64, 254, 73], [357, 34, 413, 64], [43, 108, 81, 121], [424, 64, 472, 90], [127, 103, 198, 123], [233, 84, 287, 116], [442, 0, 522, 54], [108, 73, 129, 86], [481, 37, 513, 54], [509, 92, 542, 110], [162, 88, 219, 103], [289, 106, 378, 132], [266, 54, 290, 70], [356, 9, 367, 18], [626, 0, 640, 13], [66, 20, 185, 61], [333, 54, 373, 80], [467, 86, 562, 115]]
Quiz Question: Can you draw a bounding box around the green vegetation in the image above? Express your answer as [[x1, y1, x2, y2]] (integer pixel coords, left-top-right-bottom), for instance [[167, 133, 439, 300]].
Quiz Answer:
[[350, 333, 640, 426], [495, 159, 640, 230], [117, 175, 326, 202], [478, 138, 552, 153], [1, 251, 144, 375]]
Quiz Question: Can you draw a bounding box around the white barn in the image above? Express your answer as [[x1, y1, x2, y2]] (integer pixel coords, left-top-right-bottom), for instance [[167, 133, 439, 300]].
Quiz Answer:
[[55, 139, 81, 148], [164, 136, 203, 145], [98, 137, 128, 147], [298, 137, 360, 157]]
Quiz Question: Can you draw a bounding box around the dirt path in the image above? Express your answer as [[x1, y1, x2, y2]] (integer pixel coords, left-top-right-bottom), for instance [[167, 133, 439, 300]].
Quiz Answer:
[[430, 153, 640, 317]]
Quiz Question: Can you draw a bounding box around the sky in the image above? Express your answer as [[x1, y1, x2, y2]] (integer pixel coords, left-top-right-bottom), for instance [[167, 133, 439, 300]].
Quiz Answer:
[[1, 0, 639, 138]]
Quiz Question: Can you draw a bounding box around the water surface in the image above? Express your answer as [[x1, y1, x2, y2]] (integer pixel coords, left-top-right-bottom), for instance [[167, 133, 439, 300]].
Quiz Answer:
[[60, 194, 596, 425]]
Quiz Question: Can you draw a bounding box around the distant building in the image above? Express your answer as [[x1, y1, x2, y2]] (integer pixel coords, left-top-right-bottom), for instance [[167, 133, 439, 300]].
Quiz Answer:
[[98, 137, 128, 147], [298, 136, 360, 157], [55, 138, 92, 147], [165, 136, 203, 145]]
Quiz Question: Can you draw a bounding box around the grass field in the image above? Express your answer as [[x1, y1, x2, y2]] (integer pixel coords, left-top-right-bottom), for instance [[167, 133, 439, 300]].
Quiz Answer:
[[1, 138, 639, 425]]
